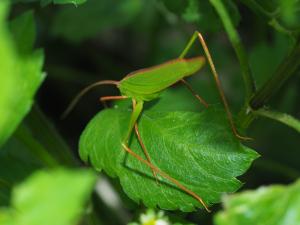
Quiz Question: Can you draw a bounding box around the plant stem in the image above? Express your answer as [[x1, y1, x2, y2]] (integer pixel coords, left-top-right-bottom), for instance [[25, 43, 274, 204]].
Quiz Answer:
[[15, 125, 59, 168], [254, 108, 300, 133], [250, 39, 300, 110], [210, 0, 256, 101], [239, 0, 279, 18], [240, 0, 299, 37], [25, 105, 78, 166]]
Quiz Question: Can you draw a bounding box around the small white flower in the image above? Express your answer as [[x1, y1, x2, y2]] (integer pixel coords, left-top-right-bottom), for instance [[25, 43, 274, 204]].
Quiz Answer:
[[155, 219, 170, 225]]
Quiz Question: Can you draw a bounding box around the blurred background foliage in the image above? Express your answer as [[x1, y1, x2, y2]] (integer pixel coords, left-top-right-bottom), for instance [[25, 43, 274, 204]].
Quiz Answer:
[[1, 0, 300, 224]]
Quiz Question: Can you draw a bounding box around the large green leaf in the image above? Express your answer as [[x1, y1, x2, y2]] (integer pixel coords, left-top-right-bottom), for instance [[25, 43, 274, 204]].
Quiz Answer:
[[0, 3, 44, 147], [9, 11, 35, 55], [214, 179, 300, 225], [0, 168, 97, 225], [79, 106, 258, 211]]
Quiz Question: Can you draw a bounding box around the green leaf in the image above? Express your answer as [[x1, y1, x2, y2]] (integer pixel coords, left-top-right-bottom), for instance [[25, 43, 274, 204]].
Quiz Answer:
[[51, 0, 141, 43], [79, 106, 258, 211], [182, 0, 201, 23], [249, 34, 289, 88], [279, 0, 300, 29], [23, 105, 78, 166], [9, 11, 35, 55], [214, 179, 300, 225], [0, 2, 44, 147], [0, 168, 96, 225]]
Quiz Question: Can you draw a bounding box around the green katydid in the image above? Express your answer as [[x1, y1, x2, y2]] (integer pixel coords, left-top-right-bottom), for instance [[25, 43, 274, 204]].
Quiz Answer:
[[63, 31, 250, 212]]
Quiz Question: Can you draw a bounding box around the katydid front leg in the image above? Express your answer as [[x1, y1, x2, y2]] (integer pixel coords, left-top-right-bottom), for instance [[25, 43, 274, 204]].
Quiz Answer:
[[179, 31, 252, 141], [100, 96, 128, 108], [122, 99, 144, 145], [122, 99, 157, 180]]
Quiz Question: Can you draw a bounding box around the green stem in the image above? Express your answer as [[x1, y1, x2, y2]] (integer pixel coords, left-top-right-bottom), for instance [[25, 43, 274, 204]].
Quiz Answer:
[[254, 108, 300, 133], [26, 105, 78, 166], [239, 0, 279, 18], [240, 0, 300, 37], [250, 39, 300, 110], [15, 125, 59, 168], [210, 0, 256, 101]]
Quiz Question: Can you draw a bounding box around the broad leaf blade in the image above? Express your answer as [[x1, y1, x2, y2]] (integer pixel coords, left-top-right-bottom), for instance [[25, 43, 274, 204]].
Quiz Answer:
[[79, 106, 258, 211], [9, 11, 35, 55], [0, 168, 96, 225], [214, 179, 300, 225], [0, 3, 44, 147]]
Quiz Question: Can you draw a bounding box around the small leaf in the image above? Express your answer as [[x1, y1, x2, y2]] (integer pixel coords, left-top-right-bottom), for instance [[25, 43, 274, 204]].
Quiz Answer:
[[0, 168, 96, 225], [0, 2, 44, 147], [79, 106, 258, 211], [249, 34, 289, 88], [182, 0, 201, 23], [214, 179, 300, 225]]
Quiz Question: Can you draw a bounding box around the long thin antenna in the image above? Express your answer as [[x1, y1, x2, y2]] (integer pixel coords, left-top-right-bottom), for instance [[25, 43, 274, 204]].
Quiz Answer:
[[61, 80, 119, 119]]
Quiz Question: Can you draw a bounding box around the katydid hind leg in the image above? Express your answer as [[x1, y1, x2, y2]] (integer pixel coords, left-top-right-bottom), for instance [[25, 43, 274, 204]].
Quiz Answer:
[[121, 143, 210, 212], [179, 31, 252, 141]]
